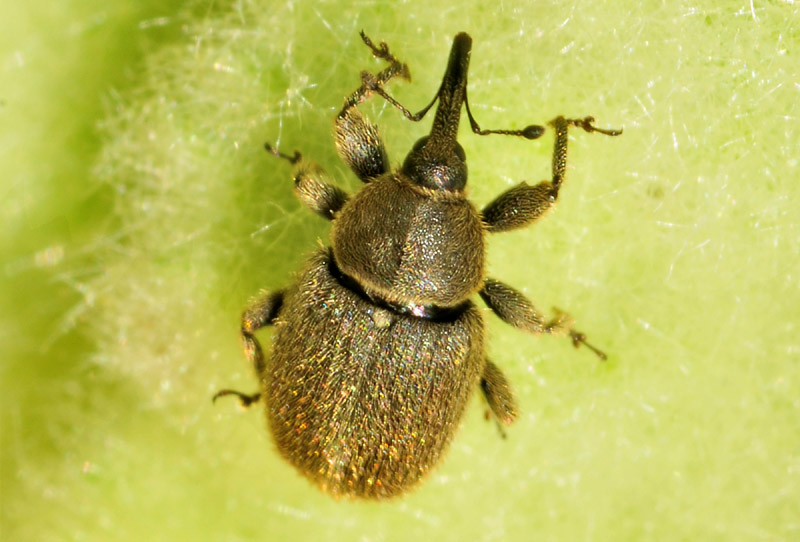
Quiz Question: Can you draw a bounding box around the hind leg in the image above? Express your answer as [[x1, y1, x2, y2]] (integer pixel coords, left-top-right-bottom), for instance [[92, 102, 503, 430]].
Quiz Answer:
[[481, 359, 518, 431], [213, 290, 285, 406]]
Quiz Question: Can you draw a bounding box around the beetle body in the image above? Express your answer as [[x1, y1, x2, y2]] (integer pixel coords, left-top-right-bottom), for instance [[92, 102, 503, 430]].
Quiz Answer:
[[216, 31, 620, 499], [272, 167, 487, 498], [269, 249, 483, 498], [332, 173, 484, 307]]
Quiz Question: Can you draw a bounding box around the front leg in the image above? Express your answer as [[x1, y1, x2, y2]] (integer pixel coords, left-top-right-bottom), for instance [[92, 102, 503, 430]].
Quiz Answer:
[[334, 32, 412, 183], [482, 116, 621, 233], [480, 278, 606, 360]]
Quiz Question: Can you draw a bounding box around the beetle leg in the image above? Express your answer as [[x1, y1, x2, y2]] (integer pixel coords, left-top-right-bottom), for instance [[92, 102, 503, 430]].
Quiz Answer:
[[264, 144, 349, 220], [481, 359, 517, 432], [480, 278, 606, 360], [481, 181, 555, 233], [549, 116, 621, 197], [332, 32, 412, 183], [213, 289, 286, 408], [339, 32, 411, 118], [481, 116, 620, 233], [241, 289, 285, 375], [335, 108, 390, 183], [212, 389, 262, 407]]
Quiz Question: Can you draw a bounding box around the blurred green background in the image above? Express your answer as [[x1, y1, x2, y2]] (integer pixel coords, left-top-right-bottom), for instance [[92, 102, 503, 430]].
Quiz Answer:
[[2, 0, 798, 540]]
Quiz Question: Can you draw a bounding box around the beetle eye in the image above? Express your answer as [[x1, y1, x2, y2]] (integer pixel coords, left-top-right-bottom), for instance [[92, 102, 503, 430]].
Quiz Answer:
[[411, 136, 429, 152], [454, 142, 466, 161]]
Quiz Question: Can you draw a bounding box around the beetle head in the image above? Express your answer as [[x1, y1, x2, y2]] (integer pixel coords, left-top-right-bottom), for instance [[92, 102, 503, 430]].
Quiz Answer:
[[402, 33, 472, 192]]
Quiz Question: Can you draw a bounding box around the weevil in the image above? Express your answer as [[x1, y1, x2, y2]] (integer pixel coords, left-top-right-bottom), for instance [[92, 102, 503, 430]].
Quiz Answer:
[[215, 31, 621, 499]]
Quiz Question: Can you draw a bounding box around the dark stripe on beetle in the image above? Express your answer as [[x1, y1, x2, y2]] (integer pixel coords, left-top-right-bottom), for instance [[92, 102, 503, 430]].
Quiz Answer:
[[326, 249, 470, 323]]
